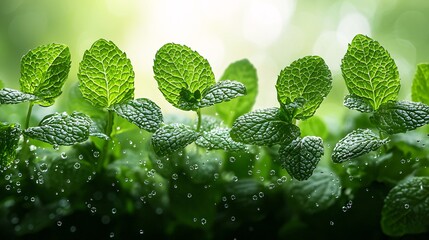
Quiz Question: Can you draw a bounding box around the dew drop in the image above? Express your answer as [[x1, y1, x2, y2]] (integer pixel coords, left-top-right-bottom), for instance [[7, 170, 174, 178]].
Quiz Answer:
[[74, 162, 81, 169], [404, 204, 410, 209]]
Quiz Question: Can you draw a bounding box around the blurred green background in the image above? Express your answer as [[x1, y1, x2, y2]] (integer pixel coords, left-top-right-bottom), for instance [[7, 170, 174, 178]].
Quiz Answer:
[[1, 0, 429, 118]]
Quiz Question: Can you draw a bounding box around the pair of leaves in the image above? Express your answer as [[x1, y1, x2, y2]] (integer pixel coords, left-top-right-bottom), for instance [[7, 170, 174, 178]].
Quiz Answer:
[[153, 43, 246, 111], [0, 122, 21, 168]]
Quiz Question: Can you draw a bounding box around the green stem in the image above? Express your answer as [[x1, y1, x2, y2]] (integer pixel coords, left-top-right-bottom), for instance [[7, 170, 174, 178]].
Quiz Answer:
[[99, 110, 114, 171], [196, 108, 202, 132], [20, 102, 34, 159], [379, 131, 388, 152]]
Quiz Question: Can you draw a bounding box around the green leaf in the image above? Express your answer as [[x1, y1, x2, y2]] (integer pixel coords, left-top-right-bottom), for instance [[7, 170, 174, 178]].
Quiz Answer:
[[381, 177, 429, 236], [198, 80, 246, 108], [411, 63, 429, 105], [287, 167, 341, 214], [0, 88, 38, 104], [153, 43, 215, 110], [0, 122, 21, 168], [370, 100, 429, 134], [24, 112, 91, 146], [343, 94, 374, 113], [78, 39, 135, 108], [0, 80, 3, 88], [341, 34, 400, 110], [151, 123, 199, 156], [276, 56, 332, 120], [332, 128, 388, 163], [298, 116, 328, 139], [195, 127, 246, 151], [182, 145, 223, 184], [215, 59, 258, 125], [112, 98, 163, 132], [279, 136, 324, 181], [19, 43, 71, 106], [230, 108, 300, 146]]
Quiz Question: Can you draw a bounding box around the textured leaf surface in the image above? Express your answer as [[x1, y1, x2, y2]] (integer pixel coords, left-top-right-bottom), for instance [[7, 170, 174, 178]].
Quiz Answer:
[[370, 100, 429, 134], [276, 56, 332, 119], [0, 122, 21, 168], [112, 98, 163, 132], [288, 167, 341, 213], [230, 108, 300, 146], [195, 127, 246, 151], [411, 63, 429, 105], [151, 124, 199, 156], [343, 94, 374, 113], [215, 59, 258, 125], [332, 128, 388, 163], [279, 136, 324, 181], [199, 80, 246, 108], [0, 88, 38, 104], [78, 39, 134, 108], [153, 43, 215, 110], [381, 177, 429, 236], [20, 43, 71, 106], [25, 112, 91, 146], [341, 34, 400, 110]]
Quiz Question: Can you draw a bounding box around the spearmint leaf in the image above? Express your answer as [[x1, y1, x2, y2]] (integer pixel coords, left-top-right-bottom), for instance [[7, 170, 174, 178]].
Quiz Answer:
[[370, 100, 429, 134], [381, 177, 429, 236], [276, 56, 332, 120], [332, 128, 388, 163], [112, 98, 163, 132], [343, 94, 374, 113], [298, 116, 328, 139], [230, 108, 300, 146], [78, 39, 134, 108], [0, 88, 39, 104], [151, 124, 199, 156], [412, 63, 429, 105], [0, 80, 3, 88], [0, 122, 21, 168], [341, 34, 400, 110], [195, 127, 246, 151], [88, 119, 109, 140], [19, 43, 71, 106], [215, 59, 258, 125], [198, 80, 246, 108], [287, 167, 341, 213], [153, 43, 215, 111], [279, 136, 324, 181], [24, 112, 91, 146]]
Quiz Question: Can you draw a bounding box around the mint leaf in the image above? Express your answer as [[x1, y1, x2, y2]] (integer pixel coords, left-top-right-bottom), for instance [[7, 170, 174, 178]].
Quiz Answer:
[[153, 43, 215, 111], [370, 100, 429, 134], [0, 122, 21, 168], [381, 177, 429, 236], [112, 98, 163, 132], [25, 112, 91, 146], [0, 80, 3, 89], [19, 43, 71, 106], [298, 116, 328, 139], [411, 63, 429, 105], [276, 56, 332, 120], [198, 80, 246, 108], [215, 59, 258, 125], [0, 88, 38, 104], [230, 108, 300, 146], [78, 39, 134, 108], [151, 124, 199, 156], [195, 127, 246, 151], [332, 128, 388, 163], [287, 167, 341, 213], [343, 94, 374, 113], [197, 115, 223, 132], [88, 119, 109, 140], [279, 136, 324, 181], [341, 34, 400, 110]]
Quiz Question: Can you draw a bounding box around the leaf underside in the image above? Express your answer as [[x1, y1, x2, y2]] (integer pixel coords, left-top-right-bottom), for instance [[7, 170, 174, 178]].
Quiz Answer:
[[343, 94, 374, 113]]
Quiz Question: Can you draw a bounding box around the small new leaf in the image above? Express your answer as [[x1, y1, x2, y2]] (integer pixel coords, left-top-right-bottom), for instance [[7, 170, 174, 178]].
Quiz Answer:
[[343, 94, 374, 113], [276, 56, 332, 120], [151, 124, 199, 156], [381, 177, 429, 236], [112, 98, 163, 132], [370, 101, 429, 134], [411, 63, 429, 105], [332, 128, 388, 163], [0, 88, 39, 104], [341, 34, 400, 110], [195, 127, 246, 152], [25, 112, 91, 146], [230, 108, 300, 146], [20, 43, 71, 106], [199, 80, 246, 108], [0, 122, 21, 168], [279, 136, 324, 181], [78, 39, 134, 108]]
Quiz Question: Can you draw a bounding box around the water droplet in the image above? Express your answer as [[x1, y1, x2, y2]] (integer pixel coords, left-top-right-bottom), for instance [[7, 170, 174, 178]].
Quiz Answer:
[[252, 195, 258, 200], [112, 208, 117, 214], [230, 195, 236, 200], [231, 216, 236, 221], [201, 218, 207, 225], [78, 154, 84, 160], [90, 207, 97, 213], [258, 192, 264, 198], [93, 151, 100, 158], [4, 174, 10, 181], [139, 229, 144, 235], [232, 176, 238, 182], [39, 163, 48, 172], [329, 221, 334, 226], [269, 170, 276, 176], [404, 204, 410, 209], [110, 232, 115, 238], [57, 221, 62, 227], [60, 152, 67, 159], [187, 193, 192, 198], [171, 173, 178, 180], [53, 144, 59, 150], [229, 157, 236, 163]]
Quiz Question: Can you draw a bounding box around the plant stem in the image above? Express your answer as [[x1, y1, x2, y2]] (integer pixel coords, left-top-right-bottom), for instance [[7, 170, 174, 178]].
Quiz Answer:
[[20, 102, 34, 159], [99, 110, 114, 171], [379, 131, 388, 152], [196, 108, 202, 132]]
